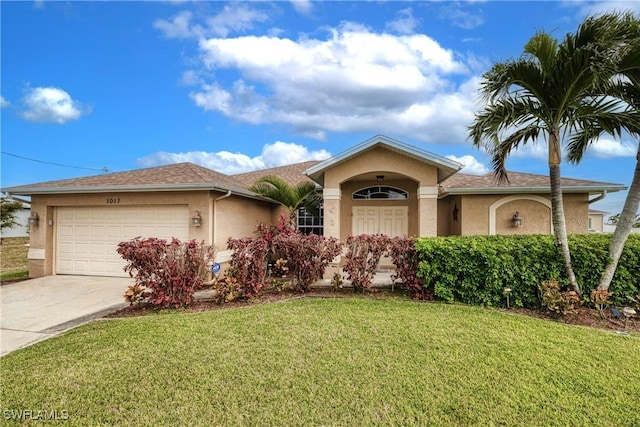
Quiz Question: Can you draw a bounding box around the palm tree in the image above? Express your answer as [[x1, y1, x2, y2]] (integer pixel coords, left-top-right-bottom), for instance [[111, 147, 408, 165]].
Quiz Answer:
[[565, 15, 640, 291], [469, 13, 636, 298], [249, 175, 321, 227]]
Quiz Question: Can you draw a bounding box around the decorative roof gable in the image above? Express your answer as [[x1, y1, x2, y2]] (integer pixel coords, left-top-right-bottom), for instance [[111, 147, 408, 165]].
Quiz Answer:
[[305, 134, 462, 185]]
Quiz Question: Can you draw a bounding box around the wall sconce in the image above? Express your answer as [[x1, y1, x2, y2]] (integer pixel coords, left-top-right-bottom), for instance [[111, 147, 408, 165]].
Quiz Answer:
[[191, 210, 202, 227], [376, 175, 385, 182], [512, 211, 523, 228], [28, 212, 39, 227]]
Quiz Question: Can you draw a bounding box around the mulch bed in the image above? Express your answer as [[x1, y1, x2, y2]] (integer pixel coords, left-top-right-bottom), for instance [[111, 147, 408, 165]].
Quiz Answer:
[[105, 287, 640, 334]]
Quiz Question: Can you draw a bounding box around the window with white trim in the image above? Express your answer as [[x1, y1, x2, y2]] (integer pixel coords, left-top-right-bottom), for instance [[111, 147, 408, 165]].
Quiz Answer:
[[297, 206, 324, 235], [352, 186, 408, 200]]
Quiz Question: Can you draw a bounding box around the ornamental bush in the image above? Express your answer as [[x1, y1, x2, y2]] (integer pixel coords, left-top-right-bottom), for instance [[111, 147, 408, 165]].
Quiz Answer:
[[342, 234, 390, 292], [117, 237, 215, 308], [415, 234, 640, 308], [227, 216, 343, 298], [387, 236, 432, 300], [272, 233, 341, 292]]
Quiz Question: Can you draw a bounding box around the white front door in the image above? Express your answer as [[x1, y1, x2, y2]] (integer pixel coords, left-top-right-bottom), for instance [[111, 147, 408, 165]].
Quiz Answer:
[[352, 206, 408, 237]]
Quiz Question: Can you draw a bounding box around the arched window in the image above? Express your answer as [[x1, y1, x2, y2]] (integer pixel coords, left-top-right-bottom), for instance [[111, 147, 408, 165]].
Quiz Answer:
[[352, 186, 408, 200]]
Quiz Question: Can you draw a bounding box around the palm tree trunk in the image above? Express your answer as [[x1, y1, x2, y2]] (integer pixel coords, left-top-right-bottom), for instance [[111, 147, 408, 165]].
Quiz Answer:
[[598, 144, 640, 291], [548, 130, 581, 297]]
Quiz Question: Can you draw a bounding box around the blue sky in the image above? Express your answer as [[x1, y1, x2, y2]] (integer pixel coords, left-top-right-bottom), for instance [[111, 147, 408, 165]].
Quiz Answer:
[[2, 1, 639, 217]]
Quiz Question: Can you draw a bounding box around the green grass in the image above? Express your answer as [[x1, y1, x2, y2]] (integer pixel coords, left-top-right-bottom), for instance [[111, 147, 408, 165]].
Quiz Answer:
[[0, 237, 29, 281], [1, 297, 639, 426]]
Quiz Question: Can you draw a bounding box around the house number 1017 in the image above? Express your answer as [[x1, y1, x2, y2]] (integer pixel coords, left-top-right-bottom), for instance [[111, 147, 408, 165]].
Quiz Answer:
[[106, 198, 120, 204]]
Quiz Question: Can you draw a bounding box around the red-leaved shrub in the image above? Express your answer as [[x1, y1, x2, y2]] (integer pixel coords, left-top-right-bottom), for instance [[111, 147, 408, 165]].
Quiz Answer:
[[343, 234, 390, 292], [272, 233, 342, 292], [387, 236, 432, 300], [226, 236, 269, 298], [117, 237, 215, 308]]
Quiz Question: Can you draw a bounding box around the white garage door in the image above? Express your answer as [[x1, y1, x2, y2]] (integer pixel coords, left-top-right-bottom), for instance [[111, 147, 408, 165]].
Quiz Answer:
[[56, 205, 190, 277]]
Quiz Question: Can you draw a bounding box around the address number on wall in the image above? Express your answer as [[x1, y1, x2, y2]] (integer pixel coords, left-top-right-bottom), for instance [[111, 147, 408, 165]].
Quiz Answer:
[[106, 198, 121, 204]]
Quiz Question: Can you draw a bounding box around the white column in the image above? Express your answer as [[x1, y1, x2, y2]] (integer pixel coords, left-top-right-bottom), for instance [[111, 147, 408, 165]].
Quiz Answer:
[[418, 186, 438, 237]]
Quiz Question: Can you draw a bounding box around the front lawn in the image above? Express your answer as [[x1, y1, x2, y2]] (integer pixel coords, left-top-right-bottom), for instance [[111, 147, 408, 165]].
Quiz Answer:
[[1, 297, 639, 426], [0, 237, 29, 281]]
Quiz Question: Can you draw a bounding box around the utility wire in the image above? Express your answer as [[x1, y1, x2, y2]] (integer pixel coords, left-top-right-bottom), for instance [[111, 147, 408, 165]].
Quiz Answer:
[[1, 151, 110, 173]]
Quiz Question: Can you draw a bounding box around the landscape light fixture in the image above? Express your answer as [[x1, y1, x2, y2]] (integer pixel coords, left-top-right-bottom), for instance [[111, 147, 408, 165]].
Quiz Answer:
[[191, 210, 202, 227], [28, 212, 39, 227], [376, 175, 385, 182], [512, 211, 523, 228]]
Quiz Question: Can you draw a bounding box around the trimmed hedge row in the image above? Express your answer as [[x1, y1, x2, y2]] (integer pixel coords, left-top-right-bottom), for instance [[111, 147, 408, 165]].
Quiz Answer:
[[415, 234, 640, 308]]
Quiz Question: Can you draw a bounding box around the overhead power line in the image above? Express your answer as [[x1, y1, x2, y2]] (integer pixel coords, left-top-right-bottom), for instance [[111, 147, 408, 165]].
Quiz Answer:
[[1, 151, 110, 173]]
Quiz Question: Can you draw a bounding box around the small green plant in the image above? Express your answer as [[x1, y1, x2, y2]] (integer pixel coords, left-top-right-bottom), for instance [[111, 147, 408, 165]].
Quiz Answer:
[[212, 268, 242, 304], [331, 272, 344, 291], [123, 284, 148, 306], [591, 288, 612, 319], [539, 280, 581, 315]]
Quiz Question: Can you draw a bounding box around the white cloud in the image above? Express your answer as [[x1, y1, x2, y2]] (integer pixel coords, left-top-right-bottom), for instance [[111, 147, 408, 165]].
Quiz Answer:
[[206, 4, 269, 38], [438, 4, 485, 30], [19, 86, 89, 124], [504, 136, 638, 161], [154, 11, 200, 39], [587, 137, 638, 159], [0, 96, 9, 108], [154, 4, 269, 39], [137, 141, 331, 175], [446, 154, 489, 175], [568, 1, 640, 18], [186, 25, 475, 143], [386, 8, 419, 35], [290, 0, 313, 15]]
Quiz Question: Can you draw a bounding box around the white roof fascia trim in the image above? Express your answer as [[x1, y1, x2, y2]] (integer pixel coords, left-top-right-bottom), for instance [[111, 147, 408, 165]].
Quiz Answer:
[[3, 183, 264, 199], [440, 185, 627, 197], [305, 134, 463, 177]]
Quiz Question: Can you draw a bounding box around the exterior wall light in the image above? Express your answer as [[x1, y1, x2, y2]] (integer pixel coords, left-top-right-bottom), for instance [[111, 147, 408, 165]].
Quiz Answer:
[[28, 212, 39, 227], [512, 211, 523, 228], [376, 175, 385, 182], [191, 210, 202, 227]]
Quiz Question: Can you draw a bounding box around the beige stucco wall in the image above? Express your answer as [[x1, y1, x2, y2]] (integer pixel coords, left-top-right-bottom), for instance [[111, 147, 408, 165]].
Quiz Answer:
[[213, 195, 273, 250], [588, 213, 604, 232], [437, 196, 462, 236], [27, 191, 274, 278], [323, 146, 438, 187], [452, 193, 589, 236]]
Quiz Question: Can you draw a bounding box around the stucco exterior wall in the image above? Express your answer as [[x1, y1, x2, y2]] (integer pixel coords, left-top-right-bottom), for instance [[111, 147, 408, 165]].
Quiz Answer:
[[323, 147, 438, 187], [214, 195, 272, 247], [588, 213, 604, 232], [437, 196, 462, 236], [457, 193, 589, 235]]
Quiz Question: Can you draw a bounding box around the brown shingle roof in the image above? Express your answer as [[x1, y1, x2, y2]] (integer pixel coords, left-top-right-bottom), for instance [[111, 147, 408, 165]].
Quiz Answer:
[[233, 160, 321, 188], [3, 163, 249, 194], [440, 171, 624, 194]]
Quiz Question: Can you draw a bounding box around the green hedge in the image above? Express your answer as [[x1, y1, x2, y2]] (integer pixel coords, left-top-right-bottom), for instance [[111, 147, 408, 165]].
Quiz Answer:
[[415, 234, 640, 308]]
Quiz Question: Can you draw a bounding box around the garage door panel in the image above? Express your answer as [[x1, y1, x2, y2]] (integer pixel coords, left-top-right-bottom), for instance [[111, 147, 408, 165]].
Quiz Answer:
[[56, 206, 189, 277]]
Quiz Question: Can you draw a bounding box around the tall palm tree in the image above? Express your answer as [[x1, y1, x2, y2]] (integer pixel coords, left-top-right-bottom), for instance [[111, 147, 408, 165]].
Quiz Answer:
[[249, 175, 321, 227], [565, 15, 640, 291], [469, 14, 636, 298]]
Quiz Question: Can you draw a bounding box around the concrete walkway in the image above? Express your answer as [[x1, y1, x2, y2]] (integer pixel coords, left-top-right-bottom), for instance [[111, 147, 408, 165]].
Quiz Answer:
[[1, 276, 130, 356]]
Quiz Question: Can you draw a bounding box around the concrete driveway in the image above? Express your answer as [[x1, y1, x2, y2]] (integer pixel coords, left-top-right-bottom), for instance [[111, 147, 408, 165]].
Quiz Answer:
[[1, 276, 130, 356]]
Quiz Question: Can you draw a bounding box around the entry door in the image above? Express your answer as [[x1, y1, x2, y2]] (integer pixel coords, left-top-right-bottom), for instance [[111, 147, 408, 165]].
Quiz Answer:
[[352, 206, 408, 237]]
